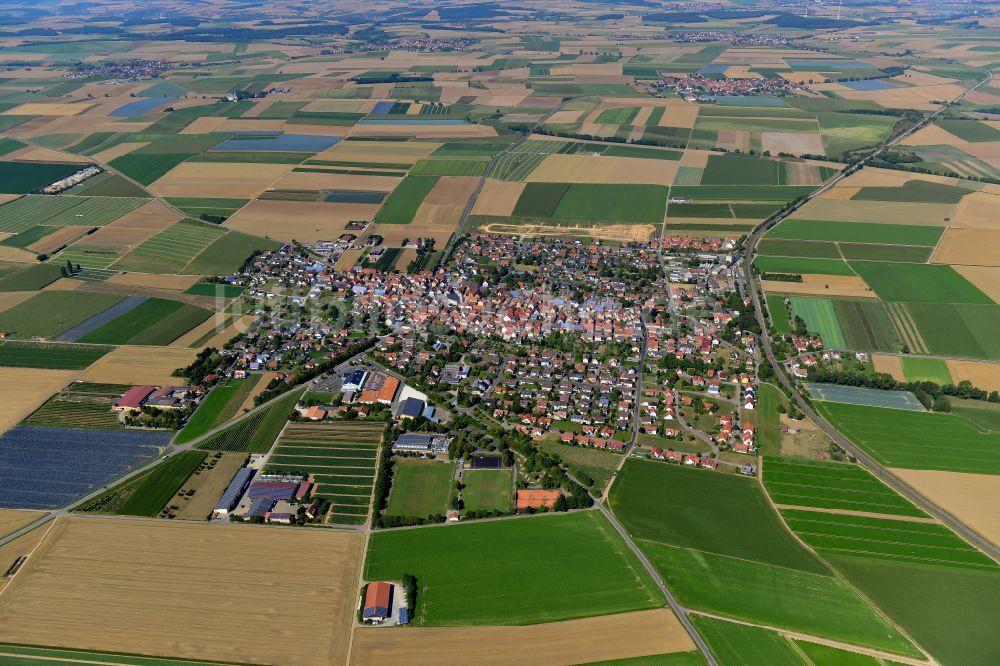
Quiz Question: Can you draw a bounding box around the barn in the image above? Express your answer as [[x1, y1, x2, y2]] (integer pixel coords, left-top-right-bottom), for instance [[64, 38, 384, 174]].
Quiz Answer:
[[363, 581, 393, 621]]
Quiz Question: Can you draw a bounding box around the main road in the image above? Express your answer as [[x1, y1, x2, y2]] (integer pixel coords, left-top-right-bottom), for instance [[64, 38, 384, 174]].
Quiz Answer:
[[741, 67, 1000, 563]]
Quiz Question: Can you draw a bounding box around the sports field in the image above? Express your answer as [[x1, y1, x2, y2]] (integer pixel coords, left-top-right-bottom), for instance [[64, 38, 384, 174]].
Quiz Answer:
[[385, 459, 453, 517], [788, 297, 846, 349], [364, 510, 662, 626], [462, 468, 513, 513], [762, 457, 928, 518], [817, 401, 1000, 473]]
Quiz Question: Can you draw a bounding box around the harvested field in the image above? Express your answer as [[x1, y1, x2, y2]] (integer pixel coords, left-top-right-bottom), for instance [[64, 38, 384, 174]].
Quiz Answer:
[[663, 103, 699, 128], [763, 274, 875, 299], [0, 509, 46, 539], [173, 453, 246, 520], [471, 180, 525, 217], [818, 186, 859, 200], [274, 170, 402, 192], [80, 346, 197, 386], [950, 191, 1000, 230], [0, 518, 364, 666], [946, 359, 1000, 393], [0, 367, 76, 435], [106, 272, 200, 291], [791, 199, 955, 226], [405, 176, 479, 243], [350, 123, 496, 139], [761, 132, 825, 156], [873, 354, 906, 382], [91, 141, 149, 163], [715, 130, 749, 153], [0, 291, 34, 314], [149, 162, 292, 199], [932, 228, 1000, 266], [890, 468, 1000, 548], [319, 141, 438, 162], [26, 225, 88, 255], [902, 123, 970, 147], [0, 522, 53, 594], [196, 314, 256, 349], [225, 200, 380, 241], [349, 609, 693, 665], [5, 103, 88, 116]]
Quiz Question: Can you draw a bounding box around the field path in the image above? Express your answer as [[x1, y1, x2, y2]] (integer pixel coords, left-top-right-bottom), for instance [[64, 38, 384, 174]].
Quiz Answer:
[[771, 504, 939, 524], [686, 610, 935, 666]]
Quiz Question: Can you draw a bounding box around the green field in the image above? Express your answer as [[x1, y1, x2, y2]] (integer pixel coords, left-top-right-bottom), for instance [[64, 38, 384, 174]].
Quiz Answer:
[[936, 118, 1000, 142], [386, 459, 454, 517], [538, 439, 621, 491], [950, 398, 1000, 432], [0, 291, 123, 340], [689, 616, 807, 666], [838, 243, 933, 263], [750, 383, 784, 455], [900, 356, 952, 385], [670, 185, 817, 201], [849, 261, 993, 304], [758, 239, 849, 259], [901, 302, 1000, 360], [180, 230, 280, 275], [553, 184, 667, 223], [754, 256, 854, 276], [374, 175, 439, 224], [852, 179, 969, 204], [833, 299, 898, 352], [817, 113, 896, 157], [794, 641, 880, 666], [513, 182, 569, 218], [609, 459, 826, 574], [24, 382, 129, 430], [0, 263, 64, 291], [0, 643, 243, 666], [766, 294, 791, 333], [115, 451, 207, 517], [0, 195, 145, 234], [781, 509, 998, 570], [79, 298, 211, 346], [770, 219, 943, 246], [117, 220, 227, 273], [763, 457, 927, 517], [0, 161, 82, 194], [639, 541, 917, 655], [410, 159, 486, 176], [174, 376, 260, 444], [264, 421, 381, 524], [788, 297, 847, 349], [595, 107, 639, 124], [831, 556, 1000, 666], [364, 510, 662, 626], [109, 153, 195, 186], [701, 155, 786, 186], [462, 468, 513, 513], [0, 341, 110, 369], [196, 389, 301, 454], [184, 282, 245, 298], [817, 401, 1000, 473]]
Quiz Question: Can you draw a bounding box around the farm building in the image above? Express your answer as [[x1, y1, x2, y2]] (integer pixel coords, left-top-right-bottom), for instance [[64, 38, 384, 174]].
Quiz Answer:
[[363, 581, 393, 621], [392, 433, 451, 455], [516, 489, 561, 511], [248, 481, 299, 502], [213, 467, 256, 517], [112, 386, 155, 413]]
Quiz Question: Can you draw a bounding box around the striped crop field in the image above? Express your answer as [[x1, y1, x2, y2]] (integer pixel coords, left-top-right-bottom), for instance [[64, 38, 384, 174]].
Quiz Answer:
[[128, 220, 226, 265], [0, 196, 146, 234], [264, 421, 383, 525], [492, 139, 570, 181]]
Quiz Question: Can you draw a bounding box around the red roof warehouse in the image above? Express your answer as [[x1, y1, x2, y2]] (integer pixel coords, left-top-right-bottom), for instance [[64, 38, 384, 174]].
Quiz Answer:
[[113, 385, 155, 412], [363, 581, 393, 620]]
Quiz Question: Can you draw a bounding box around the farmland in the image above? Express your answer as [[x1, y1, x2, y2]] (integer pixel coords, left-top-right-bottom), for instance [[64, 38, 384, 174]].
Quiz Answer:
[[512, 183, 667, 223], [78, 297, 212, 346], [374, 175, 439, 224], [0, 162, 82, 194], [175, 375, 261, 444], [386, 459, 453, 517], [0, 291, 124, 340], [609, 459, 826, 573], [538, 439, 621, 491], [762, 457, 928, 517], [788, 297, 846, 349], [817, 401, 1000, 474], [24, 382, 128, 430], [849, 262, 993, 304], [110, 451, 208, 517], [0, 341, 110, 369], [770, 219, 943, 246], [0, 518, 364, 666], [364, 511, 662, 626], [781, 508, 998, 570], [264, 421, 381, 525], [196, 389, 301, 454]]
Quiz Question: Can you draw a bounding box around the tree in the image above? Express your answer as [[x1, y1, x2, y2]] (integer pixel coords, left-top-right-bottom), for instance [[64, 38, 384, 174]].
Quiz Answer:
[[553, 494, 569, 512]]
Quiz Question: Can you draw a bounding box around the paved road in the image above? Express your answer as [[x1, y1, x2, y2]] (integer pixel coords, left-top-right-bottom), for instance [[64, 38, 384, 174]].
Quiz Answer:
[[742, 68, 1000, 563]]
